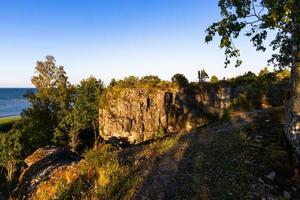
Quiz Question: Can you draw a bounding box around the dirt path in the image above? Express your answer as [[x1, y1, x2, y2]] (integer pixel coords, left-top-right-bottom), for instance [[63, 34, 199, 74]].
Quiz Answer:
[[135, 120, 252, 200], [134, 109, 300, 200]]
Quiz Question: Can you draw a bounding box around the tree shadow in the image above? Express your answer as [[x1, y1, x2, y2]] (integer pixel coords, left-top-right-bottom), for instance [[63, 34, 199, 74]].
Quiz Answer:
[[133, 108, 300, 200], [133, 128, 203, 200]]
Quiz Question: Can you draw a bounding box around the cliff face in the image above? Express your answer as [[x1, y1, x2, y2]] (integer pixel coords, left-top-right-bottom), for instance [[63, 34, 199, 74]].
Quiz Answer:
[[99, 86, 232, 144], [100, 89, 175, 144]]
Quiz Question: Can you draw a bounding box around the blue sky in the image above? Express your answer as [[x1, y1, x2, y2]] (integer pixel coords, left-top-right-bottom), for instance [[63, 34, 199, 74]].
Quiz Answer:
[[0, 0, 273, 87]]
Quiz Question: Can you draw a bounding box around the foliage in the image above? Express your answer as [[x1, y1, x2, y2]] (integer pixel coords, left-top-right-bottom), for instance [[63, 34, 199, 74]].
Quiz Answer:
[[109, 78, 117, 87], [55, 177, 91, 200], [107, 75, 165, 89], [20, 56, 74, 150], [228, 70, 289, 110], [53, 145, 131, 199], [140, 75, 161, 84], [53, 76, 105, 151], [275, 68, 291, 80], [206, 0, 300, 68], [99, 76, 174, 109], [210, 75, 219, 83], [107, 76, 139, 89], [53, 136, 178, 200], [258, 67, 269, 77], [154, 128, 166, 140], [0, 129, 23, 190], [171, 73, 189, 87]]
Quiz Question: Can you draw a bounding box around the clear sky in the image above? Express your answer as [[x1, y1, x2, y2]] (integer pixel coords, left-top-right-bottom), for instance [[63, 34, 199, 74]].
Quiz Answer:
[[0, 0, 274, 87]]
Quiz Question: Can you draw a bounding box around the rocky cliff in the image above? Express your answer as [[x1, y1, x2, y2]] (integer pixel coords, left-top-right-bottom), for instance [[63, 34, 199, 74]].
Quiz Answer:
[[99, 85, 232, 144]]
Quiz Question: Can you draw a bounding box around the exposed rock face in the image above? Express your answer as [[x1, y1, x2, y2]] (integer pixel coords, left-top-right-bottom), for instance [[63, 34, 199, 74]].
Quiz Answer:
[[100, 89, 174, 144], [99, 86, 232, 144], [16, 147, 81, 199]]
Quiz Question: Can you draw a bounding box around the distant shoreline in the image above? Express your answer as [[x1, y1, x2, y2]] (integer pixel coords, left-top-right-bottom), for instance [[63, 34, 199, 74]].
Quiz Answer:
[[0, 87, 36, 93], [0, 115, 20, 119], [0, 88, 34, 120]]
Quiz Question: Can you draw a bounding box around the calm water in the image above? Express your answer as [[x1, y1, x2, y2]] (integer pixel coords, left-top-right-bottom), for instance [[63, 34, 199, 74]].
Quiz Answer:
[[0, 88, 35, 118]]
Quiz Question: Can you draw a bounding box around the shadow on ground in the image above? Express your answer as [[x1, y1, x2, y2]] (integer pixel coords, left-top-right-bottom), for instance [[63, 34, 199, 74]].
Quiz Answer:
[[134, 108, 300, 200]]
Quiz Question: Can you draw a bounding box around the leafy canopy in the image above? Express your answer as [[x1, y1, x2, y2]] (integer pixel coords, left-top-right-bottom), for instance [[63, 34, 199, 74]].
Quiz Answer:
[[210, 75, 219, 83], [53, 76, 105, 151], [0, 129, 23, 183], [171, 73, 189, 87], [206, 0, 300, 68], [21, 56, 74, 149]]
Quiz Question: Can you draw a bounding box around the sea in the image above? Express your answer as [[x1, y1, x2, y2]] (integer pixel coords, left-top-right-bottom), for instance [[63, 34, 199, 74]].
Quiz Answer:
[[0, 88, 35, 118]]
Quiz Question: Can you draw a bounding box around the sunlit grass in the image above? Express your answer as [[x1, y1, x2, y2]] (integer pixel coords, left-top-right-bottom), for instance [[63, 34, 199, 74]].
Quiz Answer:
[[0, 116, 20, 132], [0, 116, 20, 124]]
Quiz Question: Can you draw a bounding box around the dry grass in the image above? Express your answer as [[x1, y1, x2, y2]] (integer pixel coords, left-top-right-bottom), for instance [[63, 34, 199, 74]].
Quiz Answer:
[[37, 136, 179, 200]]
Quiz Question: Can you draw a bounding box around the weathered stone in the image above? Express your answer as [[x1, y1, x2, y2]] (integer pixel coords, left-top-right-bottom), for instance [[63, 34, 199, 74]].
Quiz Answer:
[[99, 86, 233, 144], [16, 147, 81, 199]]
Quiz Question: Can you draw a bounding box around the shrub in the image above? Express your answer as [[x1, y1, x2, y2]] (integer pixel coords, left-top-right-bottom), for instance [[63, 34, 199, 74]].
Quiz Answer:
[[171, 74, 189, 87], [140, 75, 161, 84], [210, 75, 219, 83]]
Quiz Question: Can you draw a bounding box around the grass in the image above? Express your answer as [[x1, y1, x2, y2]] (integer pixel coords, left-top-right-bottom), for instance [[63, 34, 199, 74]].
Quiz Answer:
[[33, 136, 178, 200], [99, 79, 177, 109], [0, 116, 20, 132], [0, 116, 20, 124]]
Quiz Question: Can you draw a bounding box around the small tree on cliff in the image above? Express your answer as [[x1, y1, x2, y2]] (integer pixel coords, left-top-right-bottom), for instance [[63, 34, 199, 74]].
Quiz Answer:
[[206, 0, 300, 174], [171, 73, 189, 87], [210, 75, 219, 83], [140, 75, 161, 84], [198, 69, 209, 83]]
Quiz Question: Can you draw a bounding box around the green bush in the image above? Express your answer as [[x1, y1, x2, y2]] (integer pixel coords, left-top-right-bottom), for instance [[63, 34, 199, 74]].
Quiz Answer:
[[140, 75, 161, 84], [171, 73, 189, 87], [210, 75, 219, 83]]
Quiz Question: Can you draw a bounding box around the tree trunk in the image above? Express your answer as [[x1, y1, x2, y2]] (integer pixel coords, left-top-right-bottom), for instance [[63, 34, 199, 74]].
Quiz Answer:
[[285, 31, 300, 177], [92, 121, 99, 149]]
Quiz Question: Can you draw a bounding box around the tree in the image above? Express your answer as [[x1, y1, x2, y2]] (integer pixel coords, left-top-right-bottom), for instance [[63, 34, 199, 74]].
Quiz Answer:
[[210, 75, 219, 83], [140, 75, 161, 84], [171, 73, 189, 87], [53, 76, 105, 151], [21, 56, 73, 150], [275, 68, 291, 81], [198, 69, 209, 83], [0, 129, 23, 194], [259, 67, 270, 77], [109, 78, 117, 87], [206, 0, 300, 174]]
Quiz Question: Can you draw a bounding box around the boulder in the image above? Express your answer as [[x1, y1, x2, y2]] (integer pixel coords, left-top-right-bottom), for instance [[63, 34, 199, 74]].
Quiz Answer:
[[16, 147, 81, 199]]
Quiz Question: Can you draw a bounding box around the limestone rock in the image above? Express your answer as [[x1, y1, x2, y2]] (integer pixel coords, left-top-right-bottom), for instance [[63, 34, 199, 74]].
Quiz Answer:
[[99, 86, 232, 144], [16, 147, 81, 199]]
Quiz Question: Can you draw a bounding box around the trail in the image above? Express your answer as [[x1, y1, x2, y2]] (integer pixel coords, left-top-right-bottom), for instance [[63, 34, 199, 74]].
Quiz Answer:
[[134, 109, 300, 200]]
